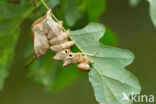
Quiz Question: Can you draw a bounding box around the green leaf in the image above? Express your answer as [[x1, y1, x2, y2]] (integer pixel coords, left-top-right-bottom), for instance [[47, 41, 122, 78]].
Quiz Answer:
[[0, 1, 34, 37], [0, 30, 19, 89], [85, 0, 106, 21], [21, 0, 32, 4], [70, 23, 141, 104], [129, 0, 140, 7], [32, 0, 39, 7], [29, 51, 82, 91], [64, 0, 106, 26], [64, 0, 81, 26], [0, 1, 34, 20], [148, 0, 156, 27], [0, 1, 34, 89]]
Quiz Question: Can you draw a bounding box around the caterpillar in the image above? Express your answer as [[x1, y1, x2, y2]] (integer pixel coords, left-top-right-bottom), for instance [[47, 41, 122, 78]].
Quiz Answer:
[[26, 9, 91, 72]]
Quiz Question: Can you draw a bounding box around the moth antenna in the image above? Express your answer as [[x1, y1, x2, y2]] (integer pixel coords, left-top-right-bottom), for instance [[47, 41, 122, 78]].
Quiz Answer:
[[24, 58, 36, 69]]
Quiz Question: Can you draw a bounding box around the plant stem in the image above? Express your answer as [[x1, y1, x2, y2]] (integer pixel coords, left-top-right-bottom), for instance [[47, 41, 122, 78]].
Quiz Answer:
[[40, 0, 66, 32]]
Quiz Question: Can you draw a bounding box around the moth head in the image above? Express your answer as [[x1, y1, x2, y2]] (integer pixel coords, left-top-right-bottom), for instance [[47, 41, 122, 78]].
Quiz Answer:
[[65, 52, 75, 60], [64, 49, 70, 54]]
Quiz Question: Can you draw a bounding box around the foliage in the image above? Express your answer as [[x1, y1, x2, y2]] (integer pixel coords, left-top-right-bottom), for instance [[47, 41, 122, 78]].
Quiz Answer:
[[71, 23, 141, 104], [148, 0, 156, 27], [64, 0, 106, 26], [29, 50, 83, 91], [0, 0, 142, 104], [0, 0, 109, 91], [129, 0, 156, 28], [0, 1, 34, 89], [100, 27, 117, 46], [0, 31, 19, 89]]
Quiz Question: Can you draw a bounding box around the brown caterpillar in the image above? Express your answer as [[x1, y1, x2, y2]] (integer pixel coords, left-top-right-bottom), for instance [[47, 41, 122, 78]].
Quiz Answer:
[[63, 52, 91, 72], [54, 50, 91, 72], [25, 9, 91, 72]]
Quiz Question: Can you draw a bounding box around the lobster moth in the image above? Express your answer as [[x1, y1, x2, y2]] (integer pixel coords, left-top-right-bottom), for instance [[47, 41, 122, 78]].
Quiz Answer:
[[26, 9, 92, 72]]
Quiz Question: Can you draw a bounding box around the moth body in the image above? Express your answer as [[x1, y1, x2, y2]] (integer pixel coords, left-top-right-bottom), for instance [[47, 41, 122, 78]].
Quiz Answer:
[[53, 49, 70, 60]]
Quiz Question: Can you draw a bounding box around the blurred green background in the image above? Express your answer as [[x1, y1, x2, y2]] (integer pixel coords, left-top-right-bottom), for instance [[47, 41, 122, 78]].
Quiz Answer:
[[0, 0, 156, 104]]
